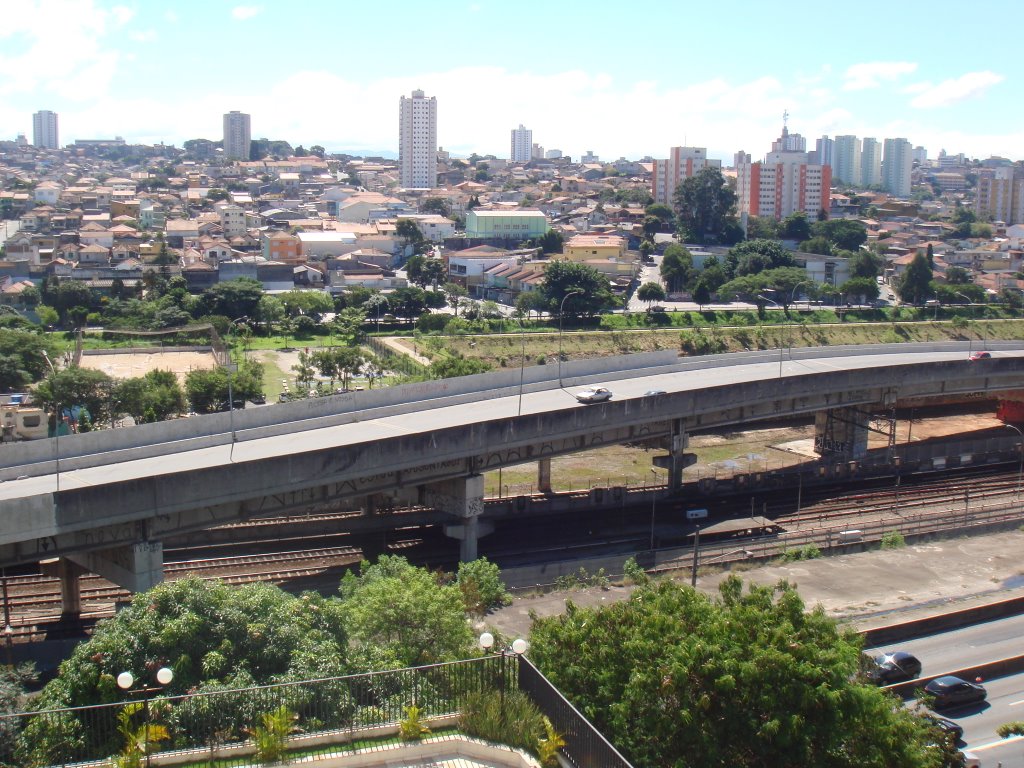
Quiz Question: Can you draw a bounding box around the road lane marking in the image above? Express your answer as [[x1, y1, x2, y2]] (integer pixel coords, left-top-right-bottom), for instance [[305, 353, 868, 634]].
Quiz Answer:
[[970, 734, 1024, 751], [1010, 697, 1024, 706]]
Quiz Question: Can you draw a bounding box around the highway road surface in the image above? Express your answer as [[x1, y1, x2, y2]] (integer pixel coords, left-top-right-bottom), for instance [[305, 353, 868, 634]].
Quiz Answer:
[[1, 347, 1022, 504]]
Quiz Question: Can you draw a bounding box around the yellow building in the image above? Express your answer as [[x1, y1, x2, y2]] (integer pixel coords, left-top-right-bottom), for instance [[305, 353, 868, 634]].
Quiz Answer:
[[559, 234, 628, 262]]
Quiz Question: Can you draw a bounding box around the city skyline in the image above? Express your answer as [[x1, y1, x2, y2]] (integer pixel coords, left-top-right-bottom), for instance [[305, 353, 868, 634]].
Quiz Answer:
[[1, 0, 1020, 162]]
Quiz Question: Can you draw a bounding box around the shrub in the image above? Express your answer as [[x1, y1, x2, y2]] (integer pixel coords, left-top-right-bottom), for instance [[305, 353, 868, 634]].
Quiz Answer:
[[622, 556, 649, 586], [880, 531, 906, 549], [251, 706, 297, 765], [537, 717, 567, 767], [458, 690, 545, 754], [457, 558, 512, 615], [399, 704, 430, 741]]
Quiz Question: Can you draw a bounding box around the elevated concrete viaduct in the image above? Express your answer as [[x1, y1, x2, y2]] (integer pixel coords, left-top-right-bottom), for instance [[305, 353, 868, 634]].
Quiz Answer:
[[1, 342, 1021, 614]]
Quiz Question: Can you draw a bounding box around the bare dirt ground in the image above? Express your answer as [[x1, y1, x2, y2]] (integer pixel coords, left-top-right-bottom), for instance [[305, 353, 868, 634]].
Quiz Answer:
[[79, 350, 218, 384]]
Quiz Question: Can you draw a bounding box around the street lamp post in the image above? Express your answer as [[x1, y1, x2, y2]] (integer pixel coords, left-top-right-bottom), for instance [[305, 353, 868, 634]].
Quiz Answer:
[[757, 295, 784, 377], [117, 666, 174, 768], [479, 633, 527, 720], [788, 281, 812, 359], [41, 350, 60, 492], [557, 290, 583, 388], [1003, 424, 1024, 501], [953, 291, 977, 354], [511, 314, 527, 417], [649, 467, 659, 551]]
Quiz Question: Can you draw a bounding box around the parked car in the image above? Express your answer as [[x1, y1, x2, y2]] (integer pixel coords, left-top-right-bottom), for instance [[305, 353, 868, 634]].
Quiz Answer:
[[575, 387, 613, 404], [867, 651, 922, 684], [643, 389, 667, 397], [969, 350, 991, 361], [924, 676, 987, 709]]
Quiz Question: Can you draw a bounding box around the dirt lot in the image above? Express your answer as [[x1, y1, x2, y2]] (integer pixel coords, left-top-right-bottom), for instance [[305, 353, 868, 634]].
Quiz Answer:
[[79, 350, 219, 384]]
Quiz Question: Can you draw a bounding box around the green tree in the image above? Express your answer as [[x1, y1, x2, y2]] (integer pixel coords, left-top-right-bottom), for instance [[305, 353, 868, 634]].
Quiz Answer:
[[727, 239, 795, 278], [644, 203, 675, 225], [540, 261, 617, 317], [0, 328, 57, 385], [113, 369, 186, 423], [810, 219, 868, 251], [692, 280, 712, 309], [897, 253, 935, 305], [396, 219, 427, 255], [839, 277, 880, 304], [184, 360, 263, 412], [30, 578, 347, 717], [429, 354, 491, 378], [330, 307, 366, 344], [279, 289, 334, 321], [420, 197, 451, 217], [797, 236, 834, 256], [636, 282, 666, 307], [848, 250, 882, 280], [198, 278, 264, 321], [418, 258, 447, 288], [536, 230, 564, 255], [443, 282, 469, 316], [529, 578, 947, 768], [673, 167, 739, 244], [338, 556, 474, 669], [779, 212, 811, 242], [456, 557, 512, 614], [744, 216, 780, 240], [35, 367, 113, 425], [660, 244, 695, 293]]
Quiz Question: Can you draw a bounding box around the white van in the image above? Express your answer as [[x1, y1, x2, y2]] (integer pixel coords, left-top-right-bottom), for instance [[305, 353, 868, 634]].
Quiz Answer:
[[686, 508, 709, 520]]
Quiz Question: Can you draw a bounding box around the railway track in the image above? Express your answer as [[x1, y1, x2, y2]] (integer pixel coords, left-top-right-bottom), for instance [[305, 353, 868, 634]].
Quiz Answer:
[[7, 464, 1024, 637]]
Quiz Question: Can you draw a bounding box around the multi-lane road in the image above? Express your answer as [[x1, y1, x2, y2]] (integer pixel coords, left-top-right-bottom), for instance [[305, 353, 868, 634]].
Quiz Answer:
[[3, 346, 1023, 503], [869, 614, 1024, 764]]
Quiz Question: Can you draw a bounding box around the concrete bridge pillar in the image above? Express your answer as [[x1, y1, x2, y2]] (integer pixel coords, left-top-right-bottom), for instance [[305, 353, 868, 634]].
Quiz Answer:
[[538, 458, 552, 493], [40, 558, 84, 618], [814, 407, 869, 460], [653, 419, 695, 490], [68, 541, 164, 595], [423, 475, 493, 561]]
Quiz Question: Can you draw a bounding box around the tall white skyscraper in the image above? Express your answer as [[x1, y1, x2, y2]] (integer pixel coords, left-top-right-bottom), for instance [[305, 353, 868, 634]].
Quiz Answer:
[[32, 110, 59, 149], [832, 135, 861, 186], [882, 138, 913, 198], [860, 138, 882, 188], [223, 111, 251, 160], [510, 124, 533, 163], [399, 89, 438, 188]]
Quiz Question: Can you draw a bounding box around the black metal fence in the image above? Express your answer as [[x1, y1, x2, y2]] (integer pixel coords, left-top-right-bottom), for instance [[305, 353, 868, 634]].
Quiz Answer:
[[0, 655, 510, 767], [518, 656, 634, 768]]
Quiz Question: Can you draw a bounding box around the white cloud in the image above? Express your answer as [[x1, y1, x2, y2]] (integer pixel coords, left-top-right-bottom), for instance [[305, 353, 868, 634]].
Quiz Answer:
[[843, 61, 917, 91], [110, 5, 134, 26], [129, 29, 157, 43], [908, 71, 1004, 109], [231, 5, 261, 20], [0, 0, 123, 101]]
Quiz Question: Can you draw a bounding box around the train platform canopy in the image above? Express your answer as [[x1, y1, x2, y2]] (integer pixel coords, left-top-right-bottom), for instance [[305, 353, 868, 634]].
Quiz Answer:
[[689, 516, 784, 538]]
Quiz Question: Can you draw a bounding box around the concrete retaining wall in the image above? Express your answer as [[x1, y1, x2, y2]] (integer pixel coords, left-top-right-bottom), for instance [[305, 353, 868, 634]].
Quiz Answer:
[[861, 595, 1024, 646], [886, 654, 1024, 699]]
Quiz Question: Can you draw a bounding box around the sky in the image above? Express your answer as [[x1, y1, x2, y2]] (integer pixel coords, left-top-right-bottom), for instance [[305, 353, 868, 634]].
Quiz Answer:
[[2, 0, 1022, 164]]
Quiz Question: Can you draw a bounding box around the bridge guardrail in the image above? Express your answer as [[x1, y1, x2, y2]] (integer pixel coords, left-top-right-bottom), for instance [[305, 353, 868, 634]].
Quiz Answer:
[[0, 341, 1015, 480]]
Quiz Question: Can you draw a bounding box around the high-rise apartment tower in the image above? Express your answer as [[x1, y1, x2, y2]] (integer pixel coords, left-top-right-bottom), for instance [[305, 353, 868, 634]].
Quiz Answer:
[[33, 110, 59, 149], [510, 124, 533, 163], [399, 90, 438, 188], [223, 111, 251, 160]]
